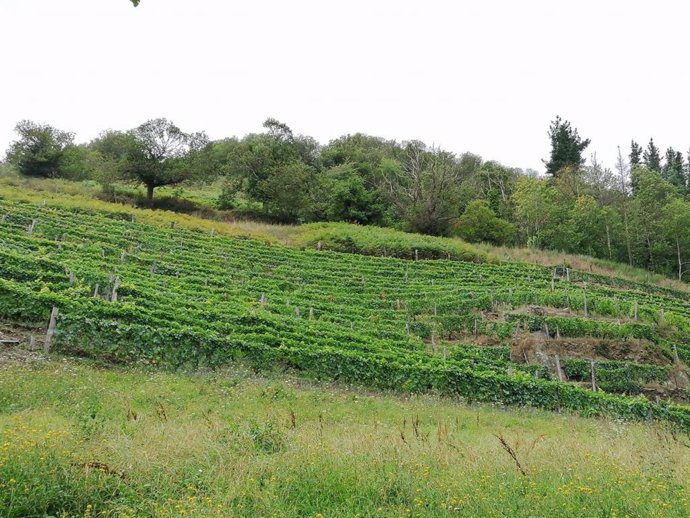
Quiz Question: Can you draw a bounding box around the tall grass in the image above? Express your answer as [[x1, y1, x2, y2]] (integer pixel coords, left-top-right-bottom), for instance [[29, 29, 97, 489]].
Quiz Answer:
[[1, 358, 688, 517]]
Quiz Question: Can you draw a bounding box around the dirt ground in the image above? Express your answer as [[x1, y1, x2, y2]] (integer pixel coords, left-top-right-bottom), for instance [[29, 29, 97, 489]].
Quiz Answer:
[[0, 322, 46, 364]]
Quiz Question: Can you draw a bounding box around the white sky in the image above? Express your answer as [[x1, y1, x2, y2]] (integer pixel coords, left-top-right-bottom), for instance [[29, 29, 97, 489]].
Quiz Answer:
[[1, 0, 690, 172]]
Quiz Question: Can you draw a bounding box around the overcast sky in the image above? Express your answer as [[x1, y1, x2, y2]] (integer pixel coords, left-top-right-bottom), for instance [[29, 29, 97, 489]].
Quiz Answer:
[[2, 0, 689, 172]]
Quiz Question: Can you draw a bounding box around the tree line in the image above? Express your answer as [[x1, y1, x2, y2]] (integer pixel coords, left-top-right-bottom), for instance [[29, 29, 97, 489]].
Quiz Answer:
[[3, 116, 690, 281]]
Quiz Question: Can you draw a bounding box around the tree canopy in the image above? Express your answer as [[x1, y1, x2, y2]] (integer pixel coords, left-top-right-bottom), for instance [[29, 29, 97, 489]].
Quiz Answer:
[[5, 121, 74, 178], [125, 118, 209, 202]]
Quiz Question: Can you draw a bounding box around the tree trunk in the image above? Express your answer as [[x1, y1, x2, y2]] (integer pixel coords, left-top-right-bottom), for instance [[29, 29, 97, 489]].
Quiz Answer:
[[622, 204, 633, 267], [677, 238, 683, 281], [146, 183, 155, 205], [646, 236, 654, 270], [605, 223, 612, 259]]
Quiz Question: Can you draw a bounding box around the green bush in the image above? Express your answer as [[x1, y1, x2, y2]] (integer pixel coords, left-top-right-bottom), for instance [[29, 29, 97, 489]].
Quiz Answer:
[[296, 222, 490, 262], [453, 200, 515, 245]]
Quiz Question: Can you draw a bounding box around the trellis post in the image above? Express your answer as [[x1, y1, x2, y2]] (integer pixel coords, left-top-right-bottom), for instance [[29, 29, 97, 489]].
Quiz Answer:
[[555, 354, 563, 381], [44, 307, 59, 354]]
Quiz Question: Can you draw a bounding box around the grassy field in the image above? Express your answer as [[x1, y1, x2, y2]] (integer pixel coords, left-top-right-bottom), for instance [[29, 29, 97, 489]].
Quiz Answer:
[[1, 356, 689, 518]]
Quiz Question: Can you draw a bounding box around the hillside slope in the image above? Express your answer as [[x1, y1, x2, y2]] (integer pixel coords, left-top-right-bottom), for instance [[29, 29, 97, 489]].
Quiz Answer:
[[2, 173, 688, 292], [1, 194, 690, 429]]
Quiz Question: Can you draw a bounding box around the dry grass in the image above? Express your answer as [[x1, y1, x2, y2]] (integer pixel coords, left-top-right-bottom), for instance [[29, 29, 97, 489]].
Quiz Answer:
[[477, 243, 690, 293]]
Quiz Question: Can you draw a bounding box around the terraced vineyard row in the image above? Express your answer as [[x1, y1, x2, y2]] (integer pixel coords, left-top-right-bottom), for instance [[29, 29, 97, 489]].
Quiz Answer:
[[2, 199, 690, 428]]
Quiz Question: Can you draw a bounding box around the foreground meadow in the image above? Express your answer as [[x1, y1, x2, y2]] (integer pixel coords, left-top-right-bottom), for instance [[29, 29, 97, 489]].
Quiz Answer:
[[1, 357, 688, 518]]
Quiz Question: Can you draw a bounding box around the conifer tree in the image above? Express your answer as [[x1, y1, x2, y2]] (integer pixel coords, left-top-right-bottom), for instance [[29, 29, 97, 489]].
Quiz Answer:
[[662, 148, 686, 189], [543, 116, 590, 177], [674, 151, 685, 185], [643, 138, 661, 172], [630, 141, 642, 168], [663, 147, 676, 179]]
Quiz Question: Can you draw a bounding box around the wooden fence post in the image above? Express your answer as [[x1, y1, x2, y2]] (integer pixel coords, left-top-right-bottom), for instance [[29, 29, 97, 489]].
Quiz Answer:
[[111, 277, 120, 303], [555, 354, 563, 381], [44, 307, 59, 354]]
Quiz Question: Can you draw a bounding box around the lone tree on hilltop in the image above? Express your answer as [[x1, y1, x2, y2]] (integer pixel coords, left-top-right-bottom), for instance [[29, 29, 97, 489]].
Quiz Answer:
[[543, 116, 590, 177], [124, 118, 209, 203]]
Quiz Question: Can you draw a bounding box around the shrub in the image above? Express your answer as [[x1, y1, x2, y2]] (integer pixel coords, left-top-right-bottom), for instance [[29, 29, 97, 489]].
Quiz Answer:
[[296, 222, 490, 262], [453, 200, 515, 245]]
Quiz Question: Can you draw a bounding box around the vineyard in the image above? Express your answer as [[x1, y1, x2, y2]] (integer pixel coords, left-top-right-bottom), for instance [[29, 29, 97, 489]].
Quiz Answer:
[[2, 197, 690, 429]]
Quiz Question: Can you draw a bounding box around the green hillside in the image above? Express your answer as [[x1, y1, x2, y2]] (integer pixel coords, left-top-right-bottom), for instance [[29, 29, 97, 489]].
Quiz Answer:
[[1, 193, 690, 428], [2, 189, 690, 516]]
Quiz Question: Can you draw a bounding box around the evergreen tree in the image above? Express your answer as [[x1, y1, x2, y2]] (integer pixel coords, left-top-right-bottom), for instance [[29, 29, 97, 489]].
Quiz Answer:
[[643, 138, 661, 172], [662, 147, 686, 189], [675, 151, 686, 189], [543, 116, 591, 177], [630, 140, 642, 168], [662, 147, 676, 179]]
